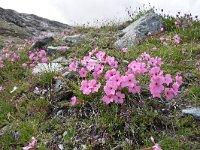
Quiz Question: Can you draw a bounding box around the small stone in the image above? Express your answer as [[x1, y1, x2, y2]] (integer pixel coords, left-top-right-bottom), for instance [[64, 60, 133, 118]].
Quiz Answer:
[[182, 107, 200, 120], [54, 80, 65, 92], [65, 34, 85, 46], [58, 144, 64, 150], [63, 131, 68, 137], [62, 71, 76, 80], [56, 110, 63, 116], [47, 46, 69, 56], [52, 57, 69, 65]]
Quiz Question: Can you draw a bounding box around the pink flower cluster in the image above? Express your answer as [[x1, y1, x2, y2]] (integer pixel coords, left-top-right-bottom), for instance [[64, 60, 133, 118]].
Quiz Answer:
[[28, 50, 48, 68], [80, 79, 101, 95], [69, 48, 183, 104], [0, 49, 21, 69]]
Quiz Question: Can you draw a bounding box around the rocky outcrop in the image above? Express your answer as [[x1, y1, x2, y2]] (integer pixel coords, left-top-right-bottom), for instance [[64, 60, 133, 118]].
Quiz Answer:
[[0, 18, 30, 39], [0, 7, 73, 37], [114, 13, 163, 48]]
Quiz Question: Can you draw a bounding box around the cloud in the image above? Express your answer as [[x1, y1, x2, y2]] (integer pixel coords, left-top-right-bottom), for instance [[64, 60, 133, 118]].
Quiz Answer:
[[0, 0, 200, 25], [141, 0, 200, 16], [50, 0, 142, 25]]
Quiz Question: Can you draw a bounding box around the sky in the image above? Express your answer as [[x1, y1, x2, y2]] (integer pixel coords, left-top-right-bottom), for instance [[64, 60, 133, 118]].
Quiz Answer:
[[0, 0, 200, 26]]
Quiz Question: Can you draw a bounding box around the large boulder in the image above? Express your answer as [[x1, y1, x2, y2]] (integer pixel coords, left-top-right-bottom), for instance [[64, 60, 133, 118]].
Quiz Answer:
[[114, 13, 163, 48], [30, 37, 54, 50]]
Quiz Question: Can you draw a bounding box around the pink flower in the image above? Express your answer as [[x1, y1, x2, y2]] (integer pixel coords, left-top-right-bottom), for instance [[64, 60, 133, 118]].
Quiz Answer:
[[94, 64, 104, 75], [80, 80, 101, 94], [175, 74, 183, 86], [172, 82, 179, 96], [22, 63, 27, 69], [173, 34, 181, 44], [153, 143, 162, 150], [165, 88, 174, 100], [104, 81, 117, 96], [159, 36, 165, 42], [41, 57, 48, 63], [150, 67, 161, 77], [41, 89, 47, 95], [33, 87, 40, 95], [29, 53, 35, 60], [81, 56, 91, 65], [150, 137, 162, 150], [106, 56, 118, 68], [121, 74, 136, 88], [5, 53, 10, 58], [165, 74, 172, 85], [128, 85, 141, 94], [109, 74, 122, 87], [71, 96, 77, 106], [152, 47, 158, 51], [175, 19, 181, 26], [80, 80, 91, 95], [128, 61, 147, 74], [79, 67, 88, 78], [149, 57, 163, 67], [114, 92, 125, 104], [92, 82, 101, 93], [86, 62, 96, 72], [69, 62, 78, 72], [105, 69, 120, 80], [96, 51, 106, 62], [149, 76, 164, 98], [22, 137, 37, 150], [89, 48, 98, 56], [140, 52, 151, 61], [121, 48, 127, 53], [102, 95, 114, 104], [30, 63, 35, 68], [39, 50, 46, 57]]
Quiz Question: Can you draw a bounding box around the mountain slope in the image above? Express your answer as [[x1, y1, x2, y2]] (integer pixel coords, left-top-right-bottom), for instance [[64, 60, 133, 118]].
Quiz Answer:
[[0, 7, 73, 36]]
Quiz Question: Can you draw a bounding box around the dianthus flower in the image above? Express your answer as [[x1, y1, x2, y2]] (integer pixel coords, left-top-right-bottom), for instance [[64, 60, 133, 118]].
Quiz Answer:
[[79, 67, 88, 78], [69, 62, 78, 72]]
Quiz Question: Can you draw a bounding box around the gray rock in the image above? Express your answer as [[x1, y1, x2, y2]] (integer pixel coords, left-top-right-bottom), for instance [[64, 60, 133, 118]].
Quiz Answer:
[[0, 7, 73, 36], [58, 144, 64, 150], [65, 34, 85, 46], [30, 37, 54, 50], [32, 63, 64, 74], [47, 46, 70, 56], [52, 57, 69, 65], [62, 71, 76, 81], [54, 79, 65, 92], [114, 13, 163, 48], [182, 107, 200, 120], [57, 110, 63, 116]]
